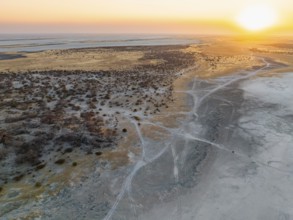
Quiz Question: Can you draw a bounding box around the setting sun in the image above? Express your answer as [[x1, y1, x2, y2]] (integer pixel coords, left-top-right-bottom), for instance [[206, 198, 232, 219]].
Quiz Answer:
[[236, 4, 278, 31]]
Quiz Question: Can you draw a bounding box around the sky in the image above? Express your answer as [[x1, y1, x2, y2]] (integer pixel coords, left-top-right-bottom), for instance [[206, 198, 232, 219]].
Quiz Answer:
[[1, 0, 293, 34]]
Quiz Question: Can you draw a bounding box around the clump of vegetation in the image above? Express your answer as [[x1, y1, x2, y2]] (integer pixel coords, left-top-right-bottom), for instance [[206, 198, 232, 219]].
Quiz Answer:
[[63, 148, 73, 153], [35, 163, 46, 171], [133, 116, 140, 121], [15, 145, 41, 165], [41, 113, 57, 124], [0, 148, 8, 161], [95, 152, 102, 156], [35, 182, 42, 188], [55, 159, 65, 165], [72, 105, 81, 111], [10, 100, 18, 108], [0, 46, 195, 185], [13, 174, 24, 182]]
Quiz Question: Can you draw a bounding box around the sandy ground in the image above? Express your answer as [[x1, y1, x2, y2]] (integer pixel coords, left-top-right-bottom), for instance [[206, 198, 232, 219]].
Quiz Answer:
[[0, 47, 163, 72], [1, 36, 293, 219]]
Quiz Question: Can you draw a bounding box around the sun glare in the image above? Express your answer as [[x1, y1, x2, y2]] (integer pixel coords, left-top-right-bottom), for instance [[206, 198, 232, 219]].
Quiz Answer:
[[236, 5, 278, 31]]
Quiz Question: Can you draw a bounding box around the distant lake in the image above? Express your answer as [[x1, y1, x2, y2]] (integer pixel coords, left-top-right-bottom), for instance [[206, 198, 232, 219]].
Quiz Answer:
[[0, 34, 200, 52]]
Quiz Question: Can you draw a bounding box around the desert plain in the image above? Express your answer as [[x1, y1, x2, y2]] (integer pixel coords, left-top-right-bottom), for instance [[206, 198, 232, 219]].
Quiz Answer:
[[0, 36, 293, 219]]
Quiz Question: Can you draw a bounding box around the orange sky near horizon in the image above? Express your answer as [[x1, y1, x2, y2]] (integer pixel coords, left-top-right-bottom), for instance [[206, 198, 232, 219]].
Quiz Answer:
[[1, 0, 293, 34]]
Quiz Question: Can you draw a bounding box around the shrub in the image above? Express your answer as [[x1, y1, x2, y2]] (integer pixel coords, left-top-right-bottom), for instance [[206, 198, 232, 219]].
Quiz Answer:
[[41, 113, 57, 124], [35, 163, 46, 171], [35, 182, 42, 188], [55, 159, 65, 165], [133, 116, 140, 121], [10, 100, 18, 108], [0, 149, 8, 161], [15, 148, 40, 165], [63, 148, 73, 154], [95, 152, 102, 156], [13, 174, 24, 182]]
